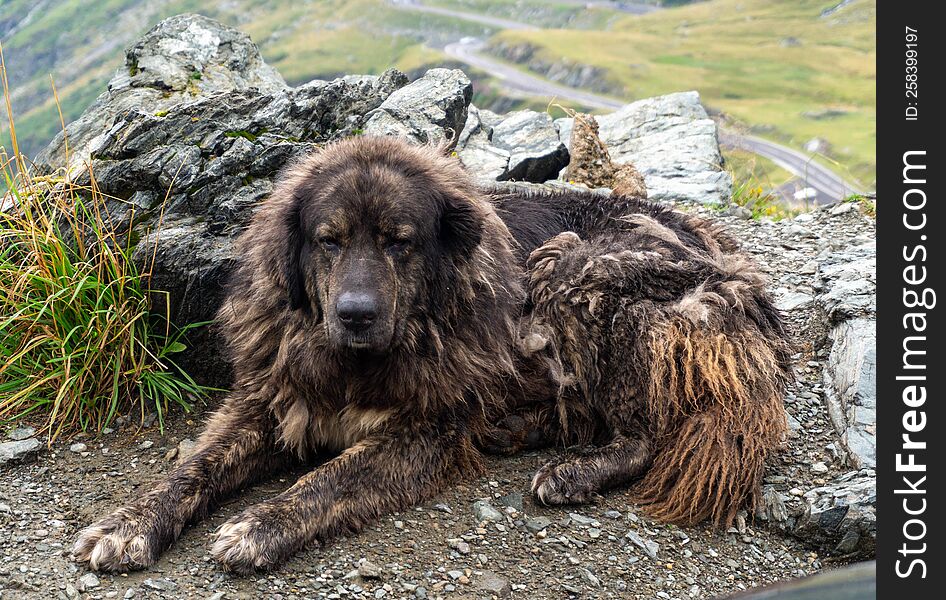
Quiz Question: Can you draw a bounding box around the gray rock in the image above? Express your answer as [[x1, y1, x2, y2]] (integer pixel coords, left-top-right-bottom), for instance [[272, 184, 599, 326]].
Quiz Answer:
[[142, 578, 177, 592], [476, 571, 511, 597], [579, 567, 601, 587], [775, 290, 814, 312], [69, 442, 88, 453], [456, 105, 509, 182], [524, 516, 552, 533], [556, 91, 731, 205], [7, 426, 36, 441], [793, 471, 876, 556], [357, 560, 382, 579], [472, 500, 504, 523], [824, 318, 876, 468], [77, 573, 100, 592], [491, 110, 569, 183], [363, 68, 472, 149], [457, 140, 510, 183], [0, 438, 42, 465], [626, 530, 659, 559], [497, 493, 523, 512], [568, 512, 599, 526], [830, 201, 858, 215], [756, 486, 789, 523], [817, 237, 876, 469], [37, 13, 285, 175]]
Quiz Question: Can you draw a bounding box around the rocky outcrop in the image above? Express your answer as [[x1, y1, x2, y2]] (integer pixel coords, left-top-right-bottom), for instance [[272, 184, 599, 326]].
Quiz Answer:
[[809, 203, 877, 470], [793, 470, 876, 555], [362, 68, 472, 149], [37, 13, 287, 176], [455, 92, 731, 205]]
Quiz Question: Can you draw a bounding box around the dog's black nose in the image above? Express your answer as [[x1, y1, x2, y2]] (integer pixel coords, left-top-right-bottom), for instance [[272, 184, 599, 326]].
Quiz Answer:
[[336, 292, 378, 331]]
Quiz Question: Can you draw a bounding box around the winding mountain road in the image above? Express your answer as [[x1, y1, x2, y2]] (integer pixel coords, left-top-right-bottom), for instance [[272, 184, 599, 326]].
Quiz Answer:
[[394, 0, 865, 204]]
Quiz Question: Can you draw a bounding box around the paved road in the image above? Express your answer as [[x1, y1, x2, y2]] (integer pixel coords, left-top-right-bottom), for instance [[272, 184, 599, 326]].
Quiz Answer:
[[394, 1, 865, 204], [445, 38, 624, 111], [389, 0, 537, 30], [718, 133, 861, 203]]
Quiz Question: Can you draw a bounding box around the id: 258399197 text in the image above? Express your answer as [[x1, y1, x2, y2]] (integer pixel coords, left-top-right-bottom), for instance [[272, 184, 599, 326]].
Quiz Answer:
[[905, 26, 918, 120]]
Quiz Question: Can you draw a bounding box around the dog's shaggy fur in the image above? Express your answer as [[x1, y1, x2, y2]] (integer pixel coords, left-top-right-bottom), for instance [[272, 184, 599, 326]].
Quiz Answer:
[[74, 136, 791, 574]]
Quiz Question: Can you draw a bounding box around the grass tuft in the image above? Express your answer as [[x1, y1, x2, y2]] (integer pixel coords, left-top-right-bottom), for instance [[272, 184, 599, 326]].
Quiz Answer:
[[1, 47, 210, 442], [724, 150, 800, 221]]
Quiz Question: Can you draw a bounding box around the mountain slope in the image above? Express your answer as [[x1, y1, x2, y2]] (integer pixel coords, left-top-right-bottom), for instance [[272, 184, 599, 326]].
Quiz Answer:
[[484, 0, 876, 184]]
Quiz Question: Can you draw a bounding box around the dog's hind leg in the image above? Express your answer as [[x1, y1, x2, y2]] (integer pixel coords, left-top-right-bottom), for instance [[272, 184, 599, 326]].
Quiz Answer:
[[73, 388, 284, 572], [530, 427, 652, 505]]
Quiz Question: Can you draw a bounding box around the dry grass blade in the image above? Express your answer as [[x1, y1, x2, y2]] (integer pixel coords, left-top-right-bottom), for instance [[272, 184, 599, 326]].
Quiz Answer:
[[1, 48, 211, 442]]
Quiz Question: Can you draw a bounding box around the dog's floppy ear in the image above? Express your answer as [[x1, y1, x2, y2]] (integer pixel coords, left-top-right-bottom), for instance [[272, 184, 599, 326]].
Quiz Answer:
[[440, 191, 483, 259], [279, 194, 322, 321], [283, 197, 308, 312]]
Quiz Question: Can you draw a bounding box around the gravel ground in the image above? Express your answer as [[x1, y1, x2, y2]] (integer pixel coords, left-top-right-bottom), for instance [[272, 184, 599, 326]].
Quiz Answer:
[[0, 202, 874, 600]]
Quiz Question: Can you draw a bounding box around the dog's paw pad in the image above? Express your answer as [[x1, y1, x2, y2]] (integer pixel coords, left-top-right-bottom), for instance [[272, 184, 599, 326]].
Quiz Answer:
[[212, 517, 273, 574], [73, 517, 157, 572], [530, 461, 594, 506]]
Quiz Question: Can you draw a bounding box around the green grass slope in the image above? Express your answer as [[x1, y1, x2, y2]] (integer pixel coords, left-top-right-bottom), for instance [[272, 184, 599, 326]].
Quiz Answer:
[[0, 0, 484, 158], [486, 0, 876, 186], [3, 0, 875, 190]]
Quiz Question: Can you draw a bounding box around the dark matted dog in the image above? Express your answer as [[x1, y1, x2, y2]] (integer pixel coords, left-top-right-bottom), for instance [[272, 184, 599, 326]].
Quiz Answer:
[[74, 135, 791, 574]]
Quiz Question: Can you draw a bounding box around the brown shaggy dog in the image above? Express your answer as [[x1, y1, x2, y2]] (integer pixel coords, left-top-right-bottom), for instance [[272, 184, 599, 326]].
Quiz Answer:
[[73, 136, 790, 574]]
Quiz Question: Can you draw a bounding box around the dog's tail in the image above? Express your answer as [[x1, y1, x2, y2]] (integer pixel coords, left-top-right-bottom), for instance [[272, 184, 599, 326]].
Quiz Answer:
[[632, 291, 791, 526]]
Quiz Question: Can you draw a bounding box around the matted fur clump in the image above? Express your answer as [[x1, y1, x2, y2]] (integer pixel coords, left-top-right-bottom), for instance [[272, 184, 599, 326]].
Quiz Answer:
[[488, 189, 791, 526], [73, 135, 790, 576]]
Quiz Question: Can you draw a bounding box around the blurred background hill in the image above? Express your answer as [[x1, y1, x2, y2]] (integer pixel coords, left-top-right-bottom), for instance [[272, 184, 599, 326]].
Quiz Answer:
[[1, 0, 875, 189]]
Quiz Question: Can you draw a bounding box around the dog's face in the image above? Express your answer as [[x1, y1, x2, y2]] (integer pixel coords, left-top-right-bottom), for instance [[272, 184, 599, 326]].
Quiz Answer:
[[282, 140, 483, 354]]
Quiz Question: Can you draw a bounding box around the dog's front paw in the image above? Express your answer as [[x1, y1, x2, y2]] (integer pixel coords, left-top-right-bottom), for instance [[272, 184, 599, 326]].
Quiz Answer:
[[212, 507, 301, 574], [531, 458, 596, 506], [73, 504, 171, 572]]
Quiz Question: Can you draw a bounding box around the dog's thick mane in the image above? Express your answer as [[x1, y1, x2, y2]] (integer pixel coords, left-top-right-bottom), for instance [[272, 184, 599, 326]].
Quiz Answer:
[[216, 137, 524, 456]]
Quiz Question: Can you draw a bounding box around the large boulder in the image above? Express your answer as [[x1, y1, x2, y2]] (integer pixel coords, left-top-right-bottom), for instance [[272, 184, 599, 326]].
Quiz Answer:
[[817, 230, 876, 469], [37, 13, 287, 176], [362, 68, 472, 149], [456, 106, 510, 183], [490, 110, 568, 183], [759, 469, 876, 557]]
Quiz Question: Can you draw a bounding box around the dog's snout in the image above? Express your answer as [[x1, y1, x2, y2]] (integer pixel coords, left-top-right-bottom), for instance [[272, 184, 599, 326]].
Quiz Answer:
[[336, 292, 378, 330]]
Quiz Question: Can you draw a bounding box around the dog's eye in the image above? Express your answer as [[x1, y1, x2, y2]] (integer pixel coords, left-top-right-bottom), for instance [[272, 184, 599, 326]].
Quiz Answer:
[[319, 238, 340, 254], [386, 239, 411, 255]]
